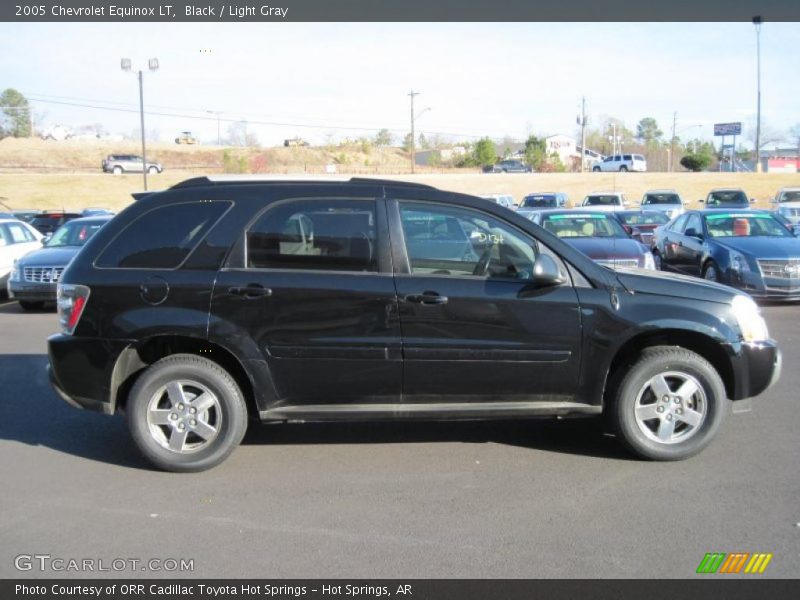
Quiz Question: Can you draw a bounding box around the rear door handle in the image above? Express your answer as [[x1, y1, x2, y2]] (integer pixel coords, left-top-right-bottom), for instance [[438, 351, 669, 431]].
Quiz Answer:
[[404, 292, 448, 305], [228, 285, 272, 298]]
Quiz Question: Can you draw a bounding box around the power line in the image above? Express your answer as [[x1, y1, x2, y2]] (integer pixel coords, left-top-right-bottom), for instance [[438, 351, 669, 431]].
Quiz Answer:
[[22, 95, 517, 141]]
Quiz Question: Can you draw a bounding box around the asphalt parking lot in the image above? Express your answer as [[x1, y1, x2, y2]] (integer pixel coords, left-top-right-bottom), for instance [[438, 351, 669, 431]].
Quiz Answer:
[[0, 298, 797, 579]]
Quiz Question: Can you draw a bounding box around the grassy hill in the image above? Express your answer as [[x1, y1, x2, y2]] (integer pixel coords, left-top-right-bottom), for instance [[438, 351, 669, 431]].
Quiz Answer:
[[1, 138, 799, 212]]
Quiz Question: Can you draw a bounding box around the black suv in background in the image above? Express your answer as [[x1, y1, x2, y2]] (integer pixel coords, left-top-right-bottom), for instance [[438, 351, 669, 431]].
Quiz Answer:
[[48, 177, 781, 471]]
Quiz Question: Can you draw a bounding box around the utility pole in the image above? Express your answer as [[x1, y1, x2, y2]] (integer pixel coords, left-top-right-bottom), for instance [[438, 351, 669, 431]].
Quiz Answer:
[[408, 89, 420, 174], [753, 16, 763, 173], [670, 112, 677, 173], [138, 70, 148, 191], [578, 97, 587, 173]]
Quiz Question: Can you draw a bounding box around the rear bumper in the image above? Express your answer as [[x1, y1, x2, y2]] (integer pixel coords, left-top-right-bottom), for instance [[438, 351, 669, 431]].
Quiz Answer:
[[47, 334, 132, 414], [728, 340, 781, 400]]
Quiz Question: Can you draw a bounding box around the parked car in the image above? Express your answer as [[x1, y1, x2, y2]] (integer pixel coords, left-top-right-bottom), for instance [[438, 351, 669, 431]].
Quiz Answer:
[[284, 137, 310, 147], [480, 193, 516, 210], [48, 176, 780, 471], [611, 211, 671, 247], [0, 218, 43, 291], [484, 160, 532, 173], [640, 189, 685, 219], [770, 187, 800, 226], [592, 154, 647, 172], [529, 209, 655, 271], [580, 192, 630, 212], [174, 131, 198, 145], [81, 207, 115, 217], [519, 192, 568, 210], [10, 209, 40, 223], [700, 188, 754, 209], [652, 209, 800, 300], [8, 216, 112, 310], [102, 154, 163, 175], [29, 212, 82, 236]]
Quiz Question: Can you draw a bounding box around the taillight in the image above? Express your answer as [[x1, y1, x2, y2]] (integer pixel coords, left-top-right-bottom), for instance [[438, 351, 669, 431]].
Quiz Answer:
[[57, 284, 90, 335]]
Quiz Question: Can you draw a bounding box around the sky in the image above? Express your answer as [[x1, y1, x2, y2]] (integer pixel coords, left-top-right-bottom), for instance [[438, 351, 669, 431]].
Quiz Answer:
[[0, 22, 798, 148]]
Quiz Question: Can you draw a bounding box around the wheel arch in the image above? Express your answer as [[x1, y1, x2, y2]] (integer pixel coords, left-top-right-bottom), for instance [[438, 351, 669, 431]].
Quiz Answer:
[[111, 334, 258, 419], [603, 328, 736, 404]]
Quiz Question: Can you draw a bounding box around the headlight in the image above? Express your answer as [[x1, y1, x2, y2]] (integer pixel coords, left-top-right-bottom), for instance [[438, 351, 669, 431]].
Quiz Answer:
[[731, 295, 769, 342], [730, 250, 750, 273], [9, 261, 20, 282], [642, 252, 656, 270]]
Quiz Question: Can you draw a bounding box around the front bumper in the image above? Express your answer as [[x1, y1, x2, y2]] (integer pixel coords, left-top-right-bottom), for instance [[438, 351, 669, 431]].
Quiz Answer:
[[727, 339, 781, 400], [7, 280, 57, 302]]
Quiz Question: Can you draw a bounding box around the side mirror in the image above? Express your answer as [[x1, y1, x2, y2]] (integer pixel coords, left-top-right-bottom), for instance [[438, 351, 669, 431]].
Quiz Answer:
[[750, 198, 757, 203], [42, 234, 52, 244], [697, 199, 705, 203], [622, 224, 633, 235], [684, 228, 703, 240], [533, 254, 566, 287]]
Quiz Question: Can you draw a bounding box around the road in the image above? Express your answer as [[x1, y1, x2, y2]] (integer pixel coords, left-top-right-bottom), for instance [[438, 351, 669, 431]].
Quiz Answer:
[[0, 298, 797, 578]]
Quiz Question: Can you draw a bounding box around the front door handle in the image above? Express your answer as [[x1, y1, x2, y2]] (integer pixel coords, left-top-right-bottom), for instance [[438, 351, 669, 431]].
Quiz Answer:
[[404, 292, 448, 305], [228, 285, 272, 298]]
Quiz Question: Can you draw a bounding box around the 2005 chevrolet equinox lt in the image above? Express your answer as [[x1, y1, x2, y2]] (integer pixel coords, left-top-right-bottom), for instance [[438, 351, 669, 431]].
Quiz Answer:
[[47, 177, 781, 471]]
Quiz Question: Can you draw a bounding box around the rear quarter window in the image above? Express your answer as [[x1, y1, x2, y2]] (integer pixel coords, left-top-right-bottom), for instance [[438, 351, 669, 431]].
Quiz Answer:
[[95, 201, 231, 269]]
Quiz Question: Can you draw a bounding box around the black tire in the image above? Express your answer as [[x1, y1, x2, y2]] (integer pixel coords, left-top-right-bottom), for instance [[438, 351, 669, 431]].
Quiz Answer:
[[619, 165, 628, 172], [112, 166, 123, 175], [652, 250, 663, 270], [126, 354, 248, 472], [19, 300, 45, 311], [593, 166, 601, 172], [703, 261, 720, 282], [148, 166, 159, 174], [608, 346, 728, 460]]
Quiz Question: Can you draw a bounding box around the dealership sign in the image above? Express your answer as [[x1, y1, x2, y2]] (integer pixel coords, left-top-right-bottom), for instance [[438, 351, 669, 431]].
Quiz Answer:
[[714, 122, 742, 136]]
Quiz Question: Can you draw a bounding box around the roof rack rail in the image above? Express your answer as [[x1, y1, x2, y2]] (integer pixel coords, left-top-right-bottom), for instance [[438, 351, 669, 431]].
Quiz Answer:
[[169, 175, 437, 191]]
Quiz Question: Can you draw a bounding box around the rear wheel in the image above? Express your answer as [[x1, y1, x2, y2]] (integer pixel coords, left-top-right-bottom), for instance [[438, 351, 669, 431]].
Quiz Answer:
[[619, 165, 628, 172], [608, 346, 728, 460], [112, 166, 123, 175], [19, 300, 45, 311], [593, 166, 601, 172], [147, 166, 159, 174], [126, 354, 248, 472]]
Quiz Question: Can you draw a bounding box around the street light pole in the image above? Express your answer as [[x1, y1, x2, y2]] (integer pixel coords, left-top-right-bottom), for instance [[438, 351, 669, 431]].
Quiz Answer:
[[122, 57, 159, 191], [753, 16, 763, 173], [408, 90, 420, 174]]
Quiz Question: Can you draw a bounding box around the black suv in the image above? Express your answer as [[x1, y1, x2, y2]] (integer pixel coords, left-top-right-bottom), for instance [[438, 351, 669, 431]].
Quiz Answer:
[[48, 177, 781, 471]]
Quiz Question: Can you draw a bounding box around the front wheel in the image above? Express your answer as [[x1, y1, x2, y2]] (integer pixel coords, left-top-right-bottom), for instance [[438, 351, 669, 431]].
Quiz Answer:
[[112, 166, 123, 175], [703, 261, 720, 282], [147, 166, 159, 174], [608, 346, 728, 460], [652, 250, 663, 271], [592, 166, 601, 172], [126, 354, 248, 472], [619, 165, 628, 172]]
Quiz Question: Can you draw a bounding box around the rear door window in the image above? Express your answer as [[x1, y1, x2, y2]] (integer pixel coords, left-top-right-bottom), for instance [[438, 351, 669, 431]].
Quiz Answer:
[[96, 201, 231, 269], [246, 199, 378, 272]]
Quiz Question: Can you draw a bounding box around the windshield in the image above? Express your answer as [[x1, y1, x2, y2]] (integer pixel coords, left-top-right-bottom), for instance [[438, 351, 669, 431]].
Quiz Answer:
[[707, 191, 748, 206], [46, 220, 106, 247], [642, 193, 681, 205], [540, 213, 629, 238], [522, 195, 557, 208], [779, 191, 800, 202], [617, 212, 670, 226], [584, 195, 622, 206], [705, 213, 792, 238]]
